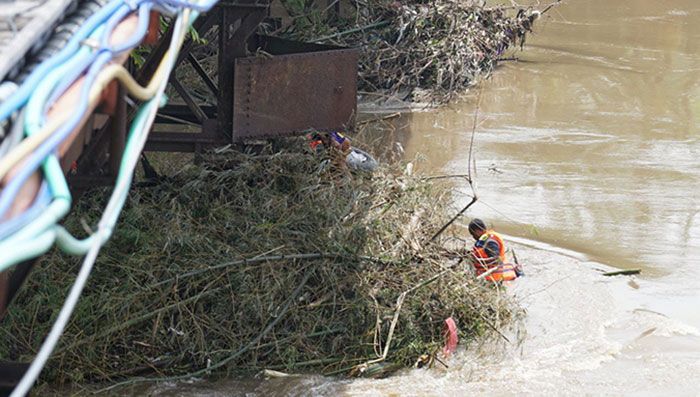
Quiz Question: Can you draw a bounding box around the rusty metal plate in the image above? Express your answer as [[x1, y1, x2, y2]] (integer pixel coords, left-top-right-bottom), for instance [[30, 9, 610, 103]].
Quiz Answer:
[[233, 47, 359, 141]]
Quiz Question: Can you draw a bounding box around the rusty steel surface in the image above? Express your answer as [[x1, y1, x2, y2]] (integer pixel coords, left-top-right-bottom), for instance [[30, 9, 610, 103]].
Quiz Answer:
[[233, 47, 359, 141]]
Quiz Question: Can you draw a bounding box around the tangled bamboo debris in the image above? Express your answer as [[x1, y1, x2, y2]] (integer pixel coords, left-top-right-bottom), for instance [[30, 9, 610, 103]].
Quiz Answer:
[[277, 0, 555, 103], [0, 136, 520, 385]]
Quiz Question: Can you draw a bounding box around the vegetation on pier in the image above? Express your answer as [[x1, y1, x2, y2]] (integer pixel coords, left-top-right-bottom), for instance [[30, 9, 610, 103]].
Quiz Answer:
[[275, 0, 544, 103], [180, 1, 549, 104], [0, 137, 519, 384]]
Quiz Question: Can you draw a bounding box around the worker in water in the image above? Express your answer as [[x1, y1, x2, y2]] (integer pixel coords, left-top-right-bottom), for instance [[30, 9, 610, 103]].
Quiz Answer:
[[468, 218, 522, 282]]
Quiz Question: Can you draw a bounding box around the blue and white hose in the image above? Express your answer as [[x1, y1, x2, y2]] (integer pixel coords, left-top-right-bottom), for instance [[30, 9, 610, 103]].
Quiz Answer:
[[10, 6, 197, 397]]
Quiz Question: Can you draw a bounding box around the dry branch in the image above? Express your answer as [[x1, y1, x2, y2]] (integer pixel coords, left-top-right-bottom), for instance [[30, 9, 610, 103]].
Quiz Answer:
[[0, 137, 520, 385]]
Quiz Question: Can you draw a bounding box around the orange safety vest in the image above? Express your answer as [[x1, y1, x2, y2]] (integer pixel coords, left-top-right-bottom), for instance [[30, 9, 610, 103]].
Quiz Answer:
[[471, 230, 517, 282]]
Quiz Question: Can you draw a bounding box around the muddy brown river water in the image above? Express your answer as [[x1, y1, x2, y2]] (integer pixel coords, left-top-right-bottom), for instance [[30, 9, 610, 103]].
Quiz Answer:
[[116, 0, 700, 395]]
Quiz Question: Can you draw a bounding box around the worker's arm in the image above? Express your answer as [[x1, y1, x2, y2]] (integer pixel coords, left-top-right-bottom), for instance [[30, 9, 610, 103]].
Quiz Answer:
[[484, 240, 501, 260]]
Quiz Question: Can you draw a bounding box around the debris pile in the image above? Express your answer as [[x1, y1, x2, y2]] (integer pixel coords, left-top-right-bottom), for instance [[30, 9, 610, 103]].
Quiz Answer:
[[0, 139, 519, 384], [277, 0, 545, 102]]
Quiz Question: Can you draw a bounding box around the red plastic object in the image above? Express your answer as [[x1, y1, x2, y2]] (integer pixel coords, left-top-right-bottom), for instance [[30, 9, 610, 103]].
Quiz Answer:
[[443, 317, 459, 356]]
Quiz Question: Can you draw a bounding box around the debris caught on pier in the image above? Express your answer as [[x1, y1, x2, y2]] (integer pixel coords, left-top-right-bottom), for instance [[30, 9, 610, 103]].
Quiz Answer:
[[275, 0, 548, 103], [602, 269, 641, 277], [0, 136, 520, 384]]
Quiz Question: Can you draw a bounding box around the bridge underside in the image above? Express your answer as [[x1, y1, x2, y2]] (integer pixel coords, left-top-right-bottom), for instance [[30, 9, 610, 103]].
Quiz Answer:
[[70, 1, 358, 187]]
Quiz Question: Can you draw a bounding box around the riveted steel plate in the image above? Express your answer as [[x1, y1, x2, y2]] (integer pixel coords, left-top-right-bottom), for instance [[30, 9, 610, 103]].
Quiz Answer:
[[233, 47, 359, 140]]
